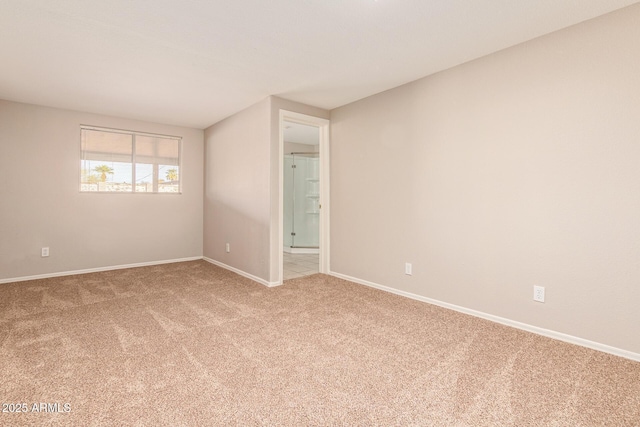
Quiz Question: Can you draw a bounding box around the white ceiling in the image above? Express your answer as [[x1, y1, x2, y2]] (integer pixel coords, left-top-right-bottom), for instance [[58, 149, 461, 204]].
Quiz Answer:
[[284, 121, 319, 146], [1, 0, 637, 129]]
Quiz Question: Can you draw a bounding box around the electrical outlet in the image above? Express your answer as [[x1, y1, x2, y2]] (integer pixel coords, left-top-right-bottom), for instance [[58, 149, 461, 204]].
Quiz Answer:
[[533, 285, 545, 303], [405, 263, 412, 275], [226, 243, 230, 253], [41, 247, 49, 257]]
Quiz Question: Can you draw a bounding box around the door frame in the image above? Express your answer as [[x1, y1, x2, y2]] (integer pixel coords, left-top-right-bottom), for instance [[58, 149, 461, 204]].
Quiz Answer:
[[278, 110, 330, 283]]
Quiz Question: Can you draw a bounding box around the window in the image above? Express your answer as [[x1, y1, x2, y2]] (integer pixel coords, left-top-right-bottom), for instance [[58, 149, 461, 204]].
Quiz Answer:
[[80, 126, 181, 193]]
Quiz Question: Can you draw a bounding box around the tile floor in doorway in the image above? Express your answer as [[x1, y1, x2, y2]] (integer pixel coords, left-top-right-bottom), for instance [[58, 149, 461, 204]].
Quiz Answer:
[[283, 252, 319, 280]]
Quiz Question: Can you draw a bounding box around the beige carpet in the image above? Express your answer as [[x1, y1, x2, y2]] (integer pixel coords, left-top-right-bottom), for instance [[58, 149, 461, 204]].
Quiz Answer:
[[1, 260, 639, 426]]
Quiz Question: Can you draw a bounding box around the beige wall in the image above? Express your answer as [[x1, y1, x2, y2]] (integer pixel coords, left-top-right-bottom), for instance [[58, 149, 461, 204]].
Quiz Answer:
[[203, 98, 271, 280], [0, 100, 204, 281], [330, 5, 640, 354], [203, 96, 328, 283]]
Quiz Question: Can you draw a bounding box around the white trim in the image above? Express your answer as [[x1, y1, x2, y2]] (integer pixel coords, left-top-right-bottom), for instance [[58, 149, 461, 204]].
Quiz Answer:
[[329, 270, 640, 363], [278, 110, 285, 286], [0, 257, 203, 284], [203, 257, 281, 288], [278, 110, 330, 286], [319, 119, 331, 275]]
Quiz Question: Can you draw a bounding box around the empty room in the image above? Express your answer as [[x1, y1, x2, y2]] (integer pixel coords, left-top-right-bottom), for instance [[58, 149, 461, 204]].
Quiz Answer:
[[1, 1, 639, 425]]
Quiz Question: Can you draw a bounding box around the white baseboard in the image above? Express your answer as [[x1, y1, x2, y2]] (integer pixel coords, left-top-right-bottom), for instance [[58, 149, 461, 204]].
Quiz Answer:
[[0, 257, 204, 285], [203, 257, 281, 288], [329, 270, 640, 363]]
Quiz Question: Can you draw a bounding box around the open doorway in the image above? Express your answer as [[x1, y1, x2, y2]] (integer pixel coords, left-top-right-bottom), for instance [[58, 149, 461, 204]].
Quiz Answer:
[[278, 111, 330, 283], [283, 127, 319, 279]]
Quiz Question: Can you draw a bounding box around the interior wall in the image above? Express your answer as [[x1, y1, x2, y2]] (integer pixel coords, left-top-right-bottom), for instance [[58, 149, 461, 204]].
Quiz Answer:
[[0, 99, 204, 281], [203, 98, 271, 280], [203, 96, 328, 284], [329, 5, 640, 354]]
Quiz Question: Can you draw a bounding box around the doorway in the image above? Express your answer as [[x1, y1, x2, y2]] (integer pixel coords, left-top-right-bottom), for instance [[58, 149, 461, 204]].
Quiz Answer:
[[284, 142, 319, 279], [278, 111, 330, 283]]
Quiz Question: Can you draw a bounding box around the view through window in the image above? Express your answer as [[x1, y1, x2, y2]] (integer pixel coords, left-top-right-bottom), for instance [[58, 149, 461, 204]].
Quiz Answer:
[[80, 126, 181, 193]]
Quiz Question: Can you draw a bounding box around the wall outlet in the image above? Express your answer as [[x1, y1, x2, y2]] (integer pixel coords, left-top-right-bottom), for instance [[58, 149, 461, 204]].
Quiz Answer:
[[533, 285, 545, 303], [41, 247, 49, 257], [225, 243, 230, 253], [405, 262, 412, 275]]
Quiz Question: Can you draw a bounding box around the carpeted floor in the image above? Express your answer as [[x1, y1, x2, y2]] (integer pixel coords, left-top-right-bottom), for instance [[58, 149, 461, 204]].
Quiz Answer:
[[1, 260, 639, 426]]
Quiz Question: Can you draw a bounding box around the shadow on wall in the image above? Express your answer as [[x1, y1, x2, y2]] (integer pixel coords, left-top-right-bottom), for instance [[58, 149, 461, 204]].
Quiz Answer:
[[203, 200, 271, 282]]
